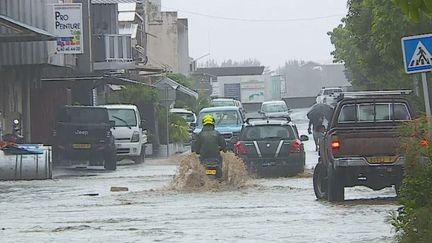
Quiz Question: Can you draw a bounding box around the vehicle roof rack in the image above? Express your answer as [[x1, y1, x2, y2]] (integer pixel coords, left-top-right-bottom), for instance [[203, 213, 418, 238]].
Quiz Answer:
[[337, 90, 412, 101], [245, 116, 291, 124]]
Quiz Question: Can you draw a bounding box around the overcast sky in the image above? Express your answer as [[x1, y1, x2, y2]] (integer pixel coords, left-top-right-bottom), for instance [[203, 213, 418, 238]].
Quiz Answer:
[[161, 0, 348, 68]]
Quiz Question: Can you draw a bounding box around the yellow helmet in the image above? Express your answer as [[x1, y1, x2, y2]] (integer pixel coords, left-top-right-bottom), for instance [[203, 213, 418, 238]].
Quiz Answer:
[[202, 114, 215, 126]]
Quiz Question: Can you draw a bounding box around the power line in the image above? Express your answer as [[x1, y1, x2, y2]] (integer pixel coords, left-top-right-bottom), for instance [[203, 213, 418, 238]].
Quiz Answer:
[[163, 6, 345, 22]]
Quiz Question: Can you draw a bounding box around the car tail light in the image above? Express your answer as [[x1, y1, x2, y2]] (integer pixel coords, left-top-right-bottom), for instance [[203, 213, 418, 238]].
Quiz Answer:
[[235, 142, 248, 155], [131, 131, 140, 142], [331, 135, 341, 151], [421, 138, 429, 148], [290, 139, 301, 153]]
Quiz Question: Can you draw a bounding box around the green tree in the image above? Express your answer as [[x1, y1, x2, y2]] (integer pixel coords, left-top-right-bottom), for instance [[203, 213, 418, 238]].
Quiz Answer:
[[393, 0, 432, 20], [329, 0, 432, 90]]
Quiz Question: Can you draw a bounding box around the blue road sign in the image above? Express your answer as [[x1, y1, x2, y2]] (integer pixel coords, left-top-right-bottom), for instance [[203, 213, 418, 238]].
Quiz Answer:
[[402, 34, 432, 74]]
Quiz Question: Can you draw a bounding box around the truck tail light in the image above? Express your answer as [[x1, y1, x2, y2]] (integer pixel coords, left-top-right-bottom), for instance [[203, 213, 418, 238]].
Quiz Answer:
[[235, 142, 248, 155], [290, 139, 301, 153], [331, 135, 340, 151]]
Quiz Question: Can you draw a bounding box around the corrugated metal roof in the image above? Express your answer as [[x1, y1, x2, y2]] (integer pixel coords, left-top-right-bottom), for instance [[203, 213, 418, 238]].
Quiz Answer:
[[196, 66, 265, 77], [155, 77, 199, 99], [0, 14, 56, 42]]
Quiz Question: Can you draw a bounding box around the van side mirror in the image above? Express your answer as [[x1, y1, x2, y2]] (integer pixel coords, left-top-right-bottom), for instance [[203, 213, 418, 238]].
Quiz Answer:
[[109, 120, 116, 128]]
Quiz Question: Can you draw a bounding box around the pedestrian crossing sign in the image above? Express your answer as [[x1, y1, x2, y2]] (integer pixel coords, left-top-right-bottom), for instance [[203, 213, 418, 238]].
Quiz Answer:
[[402, 34, 432, 74]]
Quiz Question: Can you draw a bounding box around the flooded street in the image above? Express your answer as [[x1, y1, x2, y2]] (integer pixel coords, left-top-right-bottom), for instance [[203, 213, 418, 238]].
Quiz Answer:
[[0, 109, 398, 242]]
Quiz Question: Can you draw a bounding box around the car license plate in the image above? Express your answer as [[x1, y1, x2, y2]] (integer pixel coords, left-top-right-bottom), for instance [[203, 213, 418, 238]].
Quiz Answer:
[[72, 144, 91, 149], [206, 169, 217, 175], [367, 156, 396, 164]]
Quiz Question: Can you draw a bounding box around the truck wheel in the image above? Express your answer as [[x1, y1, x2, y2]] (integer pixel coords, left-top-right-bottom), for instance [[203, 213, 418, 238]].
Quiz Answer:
[[327, 166, 344, 202], [133, 149, 145, 164], [313, 162, 328, 200], [395, 183, 401, 198], [104, 152, 117, 171]]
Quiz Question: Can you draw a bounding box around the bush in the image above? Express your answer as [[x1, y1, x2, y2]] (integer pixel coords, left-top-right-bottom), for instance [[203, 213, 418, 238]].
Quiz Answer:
[[393, 117, 432, 243], [158, 108, 189, 144]]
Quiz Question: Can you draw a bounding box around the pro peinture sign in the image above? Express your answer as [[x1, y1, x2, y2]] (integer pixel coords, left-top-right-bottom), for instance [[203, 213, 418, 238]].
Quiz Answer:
[[52, 3, 83, 54]]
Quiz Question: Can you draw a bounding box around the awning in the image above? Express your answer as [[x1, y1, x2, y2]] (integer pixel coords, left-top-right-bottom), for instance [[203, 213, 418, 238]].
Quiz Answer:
[[0, 14, 56, 42], [41, 75, 156, 88], [155, 77, 199, 100]]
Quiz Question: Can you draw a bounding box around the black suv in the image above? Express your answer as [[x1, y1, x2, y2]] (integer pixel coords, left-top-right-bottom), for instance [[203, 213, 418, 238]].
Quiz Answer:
[[234, 117, 309, 177], [52, 106, 117, 170]]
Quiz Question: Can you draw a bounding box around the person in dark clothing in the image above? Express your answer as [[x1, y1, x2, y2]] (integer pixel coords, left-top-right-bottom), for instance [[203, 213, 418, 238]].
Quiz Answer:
[[195, 114, 227, 160], [308, 115, 324, 151]]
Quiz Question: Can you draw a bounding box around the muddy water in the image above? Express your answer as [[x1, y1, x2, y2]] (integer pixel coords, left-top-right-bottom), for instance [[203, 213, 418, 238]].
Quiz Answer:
[[0, 108, 399, 242], [169, 153, 249, 192]]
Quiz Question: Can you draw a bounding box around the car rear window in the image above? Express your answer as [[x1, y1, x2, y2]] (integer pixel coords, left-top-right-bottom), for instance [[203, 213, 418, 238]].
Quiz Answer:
[[198, 110, 241, 127], [261, 103, 288, 113], [338, 103, 411, 123], [212, 100, 236, 107], [241, 125, 296, 140], [175, 112, 195, 123], [57, 107, 108, 124], [323, 89, 342, 95]]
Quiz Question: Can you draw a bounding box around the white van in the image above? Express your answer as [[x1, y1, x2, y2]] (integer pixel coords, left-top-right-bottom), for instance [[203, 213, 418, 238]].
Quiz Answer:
[[169, 108, 197, 131], [102, 104, 147, 163]]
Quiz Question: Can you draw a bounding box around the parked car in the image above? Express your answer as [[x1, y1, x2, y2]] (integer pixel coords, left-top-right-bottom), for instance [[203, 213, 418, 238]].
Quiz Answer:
[[170, 108, 197, 131], [234, 117, 308, 177], [259, 100, 290, 118], [313, 90, 414, 202], [316, 87, 343, 106], [52, 106, 117, 170], [211, 98, 246, 118], [102, 104, 147, 163], [191, 106, 244, 152]]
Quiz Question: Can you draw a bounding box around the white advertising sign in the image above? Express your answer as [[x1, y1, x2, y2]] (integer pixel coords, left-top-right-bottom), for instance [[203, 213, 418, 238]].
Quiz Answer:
[[53, 3, 83, 54]]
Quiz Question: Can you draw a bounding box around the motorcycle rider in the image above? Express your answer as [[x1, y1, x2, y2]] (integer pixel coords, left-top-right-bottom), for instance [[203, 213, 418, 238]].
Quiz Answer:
[[195, 114, 227, 161]]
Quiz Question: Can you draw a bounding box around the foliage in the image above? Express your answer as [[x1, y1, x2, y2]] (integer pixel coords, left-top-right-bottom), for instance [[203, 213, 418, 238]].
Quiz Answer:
[[392, 117, 432, 242], [105, 84, 157, 104], [393, 0, 432, 20], [166, 73, 194, 89], [329, 0, 432, 91], [157, 107, 190, 144]]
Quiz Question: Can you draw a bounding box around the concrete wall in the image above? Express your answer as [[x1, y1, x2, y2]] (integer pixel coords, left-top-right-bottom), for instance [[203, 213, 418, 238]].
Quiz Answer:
[[177, 18, 189, 75], [216, 74, 271, 103], [147, 12, 179, 72]]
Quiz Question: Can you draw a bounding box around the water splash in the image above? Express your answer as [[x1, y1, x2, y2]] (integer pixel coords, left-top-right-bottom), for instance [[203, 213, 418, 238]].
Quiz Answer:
[[169, 152, 250, 192]]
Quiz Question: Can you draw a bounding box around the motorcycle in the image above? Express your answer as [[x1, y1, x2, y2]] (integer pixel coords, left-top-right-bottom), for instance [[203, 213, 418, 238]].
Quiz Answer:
[[200, 157, 223, 179]]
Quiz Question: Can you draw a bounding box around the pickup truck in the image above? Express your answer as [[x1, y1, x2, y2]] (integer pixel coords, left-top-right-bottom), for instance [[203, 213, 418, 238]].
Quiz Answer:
[[313, 91, 413, 202]]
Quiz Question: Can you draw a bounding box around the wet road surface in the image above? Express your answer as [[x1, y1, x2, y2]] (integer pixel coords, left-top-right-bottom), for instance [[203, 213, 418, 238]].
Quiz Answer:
[[0, 109, 399, 242]]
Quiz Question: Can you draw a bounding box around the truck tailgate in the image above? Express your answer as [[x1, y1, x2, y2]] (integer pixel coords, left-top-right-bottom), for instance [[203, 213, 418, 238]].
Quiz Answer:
[[330, 127, 401, 158]]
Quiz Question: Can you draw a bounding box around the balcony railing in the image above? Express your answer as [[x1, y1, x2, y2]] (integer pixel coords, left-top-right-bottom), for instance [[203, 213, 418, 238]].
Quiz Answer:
[[92, 34, 135, 70]]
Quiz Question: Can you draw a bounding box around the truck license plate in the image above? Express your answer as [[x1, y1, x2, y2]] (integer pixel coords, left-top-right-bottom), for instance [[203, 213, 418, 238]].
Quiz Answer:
[[72, 144, 91, 149], [367, 156, 396, 164], [206, 169, 217, 175]]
